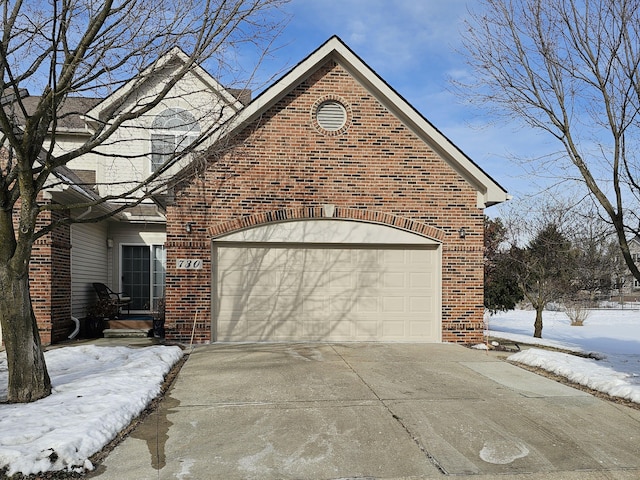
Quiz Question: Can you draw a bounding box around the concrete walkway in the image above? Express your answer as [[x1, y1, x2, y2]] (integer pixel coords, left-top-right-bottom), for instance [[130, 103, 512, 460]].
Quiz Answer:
[[88, 343, 640, 479]]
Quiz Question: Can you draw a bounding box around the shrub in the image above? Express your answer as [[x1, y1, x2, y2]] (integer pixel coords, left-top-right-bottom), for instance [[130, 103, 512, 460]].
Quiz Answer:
[[564, 301, 589, 326]]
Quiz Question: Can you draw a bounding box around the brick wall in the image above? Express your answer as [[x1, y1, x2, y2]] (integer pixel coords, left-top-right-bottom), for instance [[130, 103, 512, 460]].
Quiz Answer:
[[11, 197, 72, 346], [165, 59, 485, 344]]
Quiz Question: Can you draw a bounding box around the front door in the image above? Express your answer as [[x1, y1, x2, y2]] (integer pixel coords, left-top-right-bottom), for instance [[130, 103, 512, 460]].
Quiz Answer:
[[122, 245, 151, 310], [121, 244, 166, 312]]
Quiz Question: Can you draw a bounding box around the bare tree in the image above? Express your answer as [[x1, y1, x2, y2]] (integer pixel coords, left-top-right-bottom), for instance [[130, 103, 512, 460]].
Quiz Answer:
[[0, 0, 287, 403], [565, 203, 617, 303], [460, 0, 640, 289]]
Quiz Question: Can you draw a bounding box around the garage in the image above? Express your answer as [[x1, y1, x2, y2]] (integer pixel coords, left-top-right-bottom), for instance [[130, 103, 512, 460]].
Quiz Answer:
[[212, 220, 442, 342]]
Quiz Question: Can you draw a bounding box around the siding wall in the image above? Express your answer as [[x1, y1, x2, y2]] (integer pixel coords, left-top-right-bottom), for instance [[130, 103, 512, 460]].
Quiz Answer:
[[65, 70, 237, 199], [71, 222, 109, 318]]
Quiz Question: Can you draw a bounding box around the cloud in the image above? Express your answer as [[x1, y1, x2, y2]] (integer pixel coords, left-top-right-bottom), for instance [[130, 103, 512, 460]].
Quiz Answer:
[[285, 0, 471, 73]]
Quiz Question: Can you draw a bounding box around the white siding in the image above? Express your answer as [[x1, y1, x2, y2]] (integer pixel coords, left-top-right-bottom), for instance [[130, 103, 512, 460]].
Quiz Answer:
[[71, 222, 109, 318], [90, 70, 236, 198]]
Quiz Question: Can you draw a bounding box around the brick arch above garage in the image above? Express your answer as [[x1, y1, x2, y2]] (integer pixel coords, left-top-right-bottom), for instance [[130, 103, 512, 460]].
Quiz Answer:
[[208, 206, 446, 243]]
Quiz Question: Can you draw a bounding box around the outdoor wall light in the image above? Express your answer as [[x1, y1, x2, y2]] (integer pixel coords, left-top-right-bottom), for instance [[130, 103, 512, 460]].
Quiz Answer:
[[458, 227, 466, 239], [185, 222, 194, 234]]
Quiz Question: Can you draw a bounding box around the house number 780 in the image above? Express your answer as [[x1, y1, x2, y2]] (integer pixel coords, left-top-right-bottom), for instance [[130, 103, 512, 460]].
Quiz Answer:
[[176, 259, 203, 270]]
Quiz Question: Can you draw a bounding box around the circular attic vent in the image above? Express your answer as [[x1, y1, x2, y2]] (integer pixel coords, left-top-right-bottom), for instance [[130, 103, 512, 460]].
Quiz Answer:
[[316, 100, 347, 131]]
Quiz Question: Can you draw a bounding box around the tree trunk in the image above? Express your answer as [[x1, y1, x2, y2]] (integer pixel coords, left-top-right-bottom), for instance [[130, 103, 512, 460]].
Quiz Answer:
[[0, 263, 51, 403], [533, 305, 544, 338]]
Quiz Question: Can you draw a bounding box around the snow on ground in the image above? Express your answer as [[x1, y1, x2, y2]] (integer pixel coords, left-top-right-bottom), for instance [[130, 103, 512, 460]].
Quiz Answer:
[[0, 344, 183, 477], [486, 308, 640, 404], [0, 309, 638, 477]]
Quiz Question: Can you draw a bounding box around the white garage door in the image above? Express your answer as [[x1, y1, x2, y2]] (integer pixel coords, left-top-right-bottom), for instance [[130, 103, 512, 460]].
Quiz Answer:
[[214, 245, 440, 342]]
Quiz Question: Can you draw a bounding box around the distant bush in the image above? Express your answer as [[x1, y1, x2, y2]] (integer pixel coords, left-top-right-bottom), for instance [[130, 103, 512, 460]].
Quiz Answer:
[[564, 301, 589, 326]]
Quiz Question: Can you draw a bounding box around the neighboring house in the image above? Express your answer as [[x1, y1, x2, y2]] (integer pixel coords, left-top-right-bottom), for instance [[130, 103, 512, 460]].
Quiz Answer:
[[615, 236, 640, 302], [162, 36, 509, 345], [2, 48, 246, 345]]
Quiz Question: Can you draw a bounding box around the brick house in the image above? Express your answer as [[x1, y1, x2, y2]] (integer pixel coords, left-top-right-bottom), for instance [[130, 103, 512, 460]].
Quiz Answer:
[[163, 36, 509, 345], [0, 37, 507, 347]]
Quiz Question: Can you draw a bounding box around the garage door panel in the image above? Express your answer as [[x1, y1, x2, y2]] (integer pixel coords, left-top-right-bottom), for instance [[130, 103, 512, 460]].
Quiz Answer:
[[327, 248, 356, 265], [302, 296, 327, 317], [356, 249, 380, 264], [279, 272, 332, 290], [410, 296, 433, 313], [356, 296, 378, 313], [355, 320, 378, 338], [381, 249, 406, 264], [382, 296, 405, 312], [246, 295, 276, 312], [329, 296, 354, 312], [303, 320, 331, 337], [215, 245, 440, 342], [383, 272, 405, 288], [410, 249, 434, 265], [410, 272, 432, 288], [218, 270, 247, 287], [330, 271, 352, 288], [357, 271, 380, 288], [382, 320, 406, 337], [287, 248, 327, 266], [410, 320, 434, 336], [218, 294, 246, 312]]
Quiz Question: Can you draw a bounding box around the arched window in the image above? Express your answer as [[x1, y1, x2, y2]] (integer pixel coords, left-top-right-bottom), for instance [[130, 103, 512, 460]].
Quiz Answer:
[[150, 108, 200, 172]]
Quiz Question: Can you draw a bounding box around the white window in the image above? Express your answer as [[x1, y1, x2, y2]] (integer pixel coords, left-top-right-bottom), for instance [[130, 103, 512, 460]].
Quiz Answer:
[[151, 108, 200, 172]]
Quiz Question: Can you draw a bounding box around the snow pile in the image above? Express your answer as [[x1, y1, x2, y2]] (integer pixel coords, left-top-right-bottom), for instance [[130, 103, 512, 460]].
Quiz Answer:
[[487, 308, 640, 404], [0, 345, 183, 477], [508, 348, 640, 403]]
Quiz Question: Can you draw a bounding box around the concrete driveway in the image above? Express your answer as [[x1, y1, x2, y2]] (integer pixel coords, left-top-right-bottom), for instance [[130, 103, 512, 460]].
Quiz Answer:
[[89, 343, 640, 479]]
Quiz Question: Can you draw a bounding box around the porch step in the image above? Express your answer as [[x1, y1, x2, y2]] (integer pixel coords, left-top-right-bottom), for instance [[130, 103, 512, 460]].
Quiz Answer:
[[107, 319, 153, 330], [103, 328, 150, 338]]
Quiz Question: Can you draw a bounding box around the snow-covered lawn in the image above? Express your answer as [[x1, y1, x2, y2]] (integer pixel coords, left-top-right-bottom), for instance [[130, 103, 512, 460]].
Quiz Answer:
[[486, 308, 640, 404], [0, 344, 183, 477]]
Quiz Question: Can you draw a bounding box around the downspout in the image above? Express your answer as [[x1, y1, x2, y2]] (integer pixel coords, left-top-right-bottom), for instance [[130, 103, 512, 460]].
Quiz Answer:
[[68, 206, 92, 339], [68, 317, 80, 340]]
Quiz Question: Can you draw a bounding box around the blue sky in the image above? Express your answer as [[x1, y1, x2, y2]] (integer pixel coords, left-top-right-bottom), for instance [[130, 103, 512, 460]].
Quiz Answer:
[[236, 0, 559, 207]]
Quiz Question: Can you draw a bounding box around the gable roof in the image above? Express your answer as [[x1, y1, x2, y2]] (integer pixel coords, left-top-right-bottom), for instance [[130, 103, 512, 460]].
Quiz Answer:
[[86, 47, 245, 123], [222, 36, 509, 208]]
